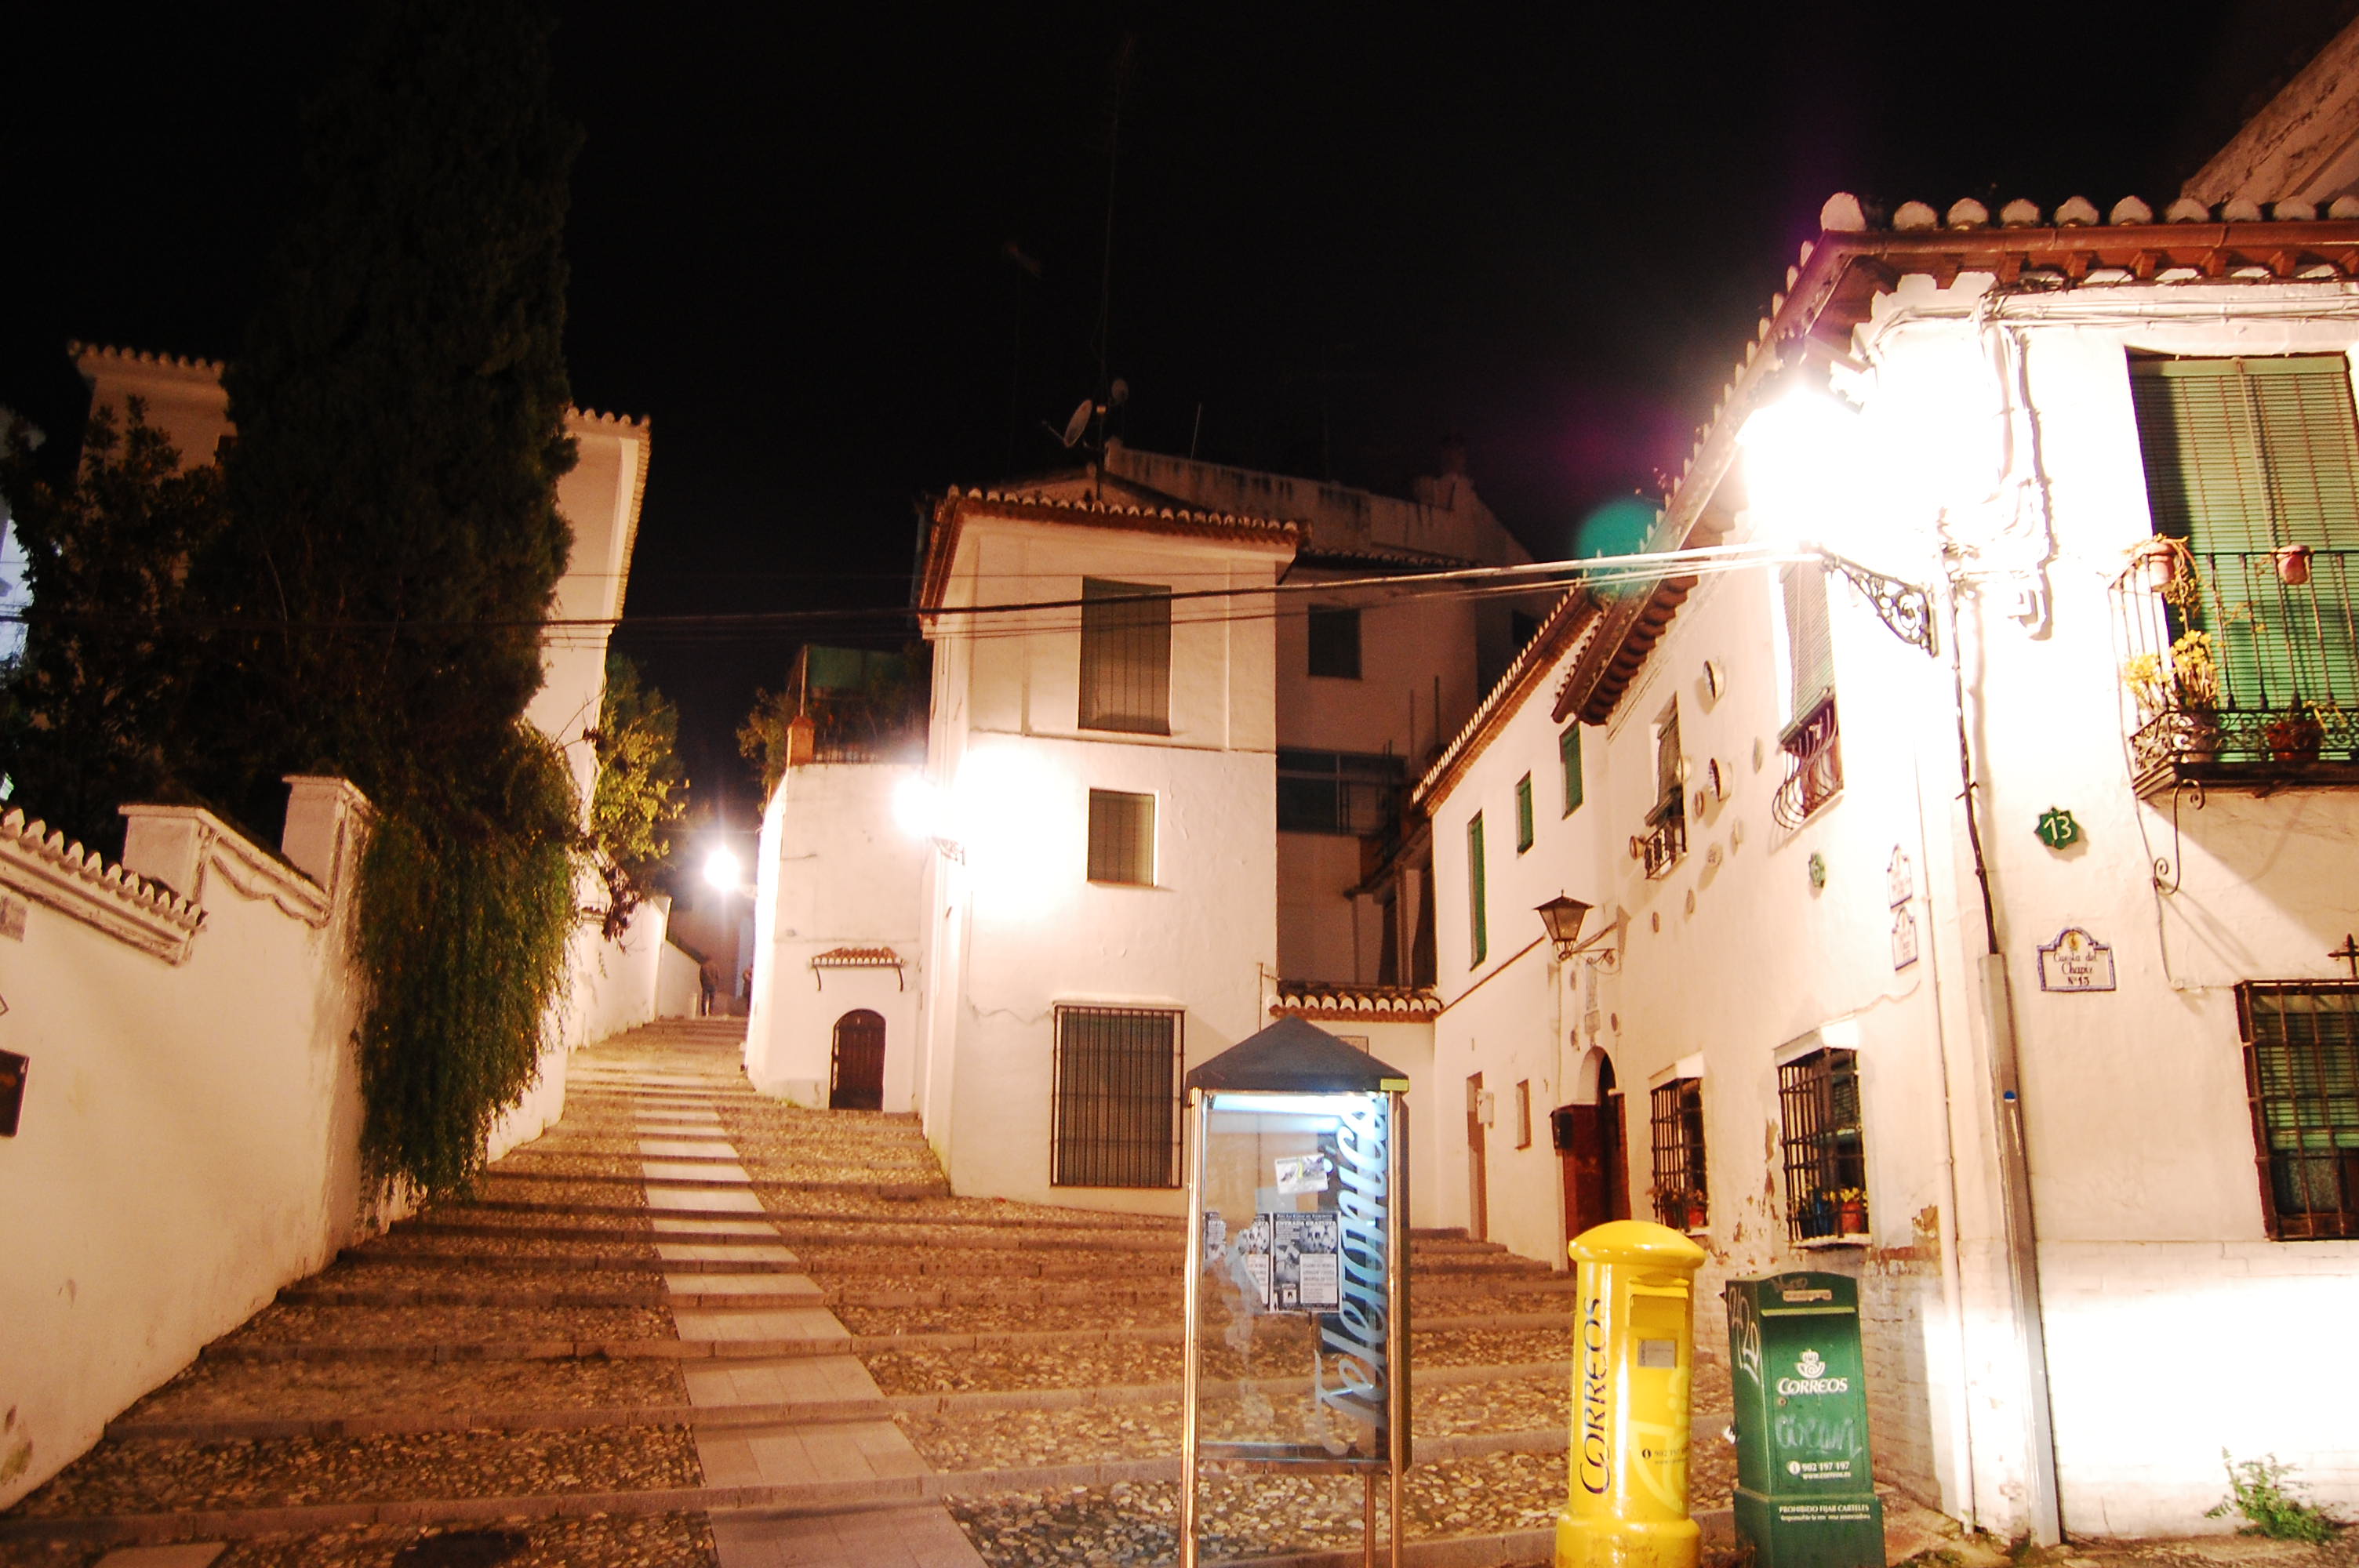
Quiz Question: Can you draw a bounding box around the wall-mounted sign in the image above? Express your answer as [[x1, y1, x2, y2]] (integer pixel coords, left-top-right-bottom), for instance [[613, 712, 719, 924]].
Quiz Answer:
[[1891, 909, 1919, 971], [1887, 849, 1912, 909], [0, 895, 24, 941], [0, 1048, 25, 1138], [2034, 807, 2082, 851], [2037, 927, 2116, 993]]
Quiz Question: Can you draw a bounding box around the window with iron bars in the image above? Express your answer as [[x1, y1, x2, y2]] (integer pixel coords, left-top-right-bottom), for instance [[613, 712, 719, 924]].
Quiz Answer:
[[1778, 1048, 1867, 1242], [1634, 703, 1685, 878], [1051, 1005, 1183, 1189], [1650, 1078, 1707, 1231], [1078, 578, 1172, 735], [1773, 563, 1842, 829], [2237, 981, 2359, 1240]]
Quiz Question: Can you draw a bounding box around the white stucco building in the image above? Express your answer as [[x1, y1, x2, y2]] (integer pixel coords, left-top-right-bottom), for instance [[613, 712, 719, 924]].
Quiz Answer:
[[1420, 183, 2359, 1541], [743, 448, 1535, 1218]]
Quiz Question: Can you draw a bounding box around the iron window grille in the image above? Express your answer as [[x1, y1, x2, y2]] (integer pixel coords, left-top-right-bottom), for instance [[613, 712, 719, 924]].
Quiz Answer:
[[1086, 789, 1155, 885], [1078, 577, 1172, 735], [1467, 813, 1488, 964], [1515, 774, 1535, 853], [2237, 981, 2359, 1240], [1772, 695, 1844, 829], [1050, 1004, 1183, 1189], [1277, 749, 1404, 836], [1650, 1079, 1707, 1230], [1635, 704, 1685, 879], [1778, 1047, 1867, 1242], [1307, 605, 1362, 679]]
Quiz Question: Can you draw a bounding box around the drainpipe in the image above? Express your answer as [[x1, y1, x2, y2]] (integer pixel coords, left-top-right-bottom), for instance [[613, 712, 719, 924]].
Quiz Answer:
[[1944, 568, 2063, 1546]]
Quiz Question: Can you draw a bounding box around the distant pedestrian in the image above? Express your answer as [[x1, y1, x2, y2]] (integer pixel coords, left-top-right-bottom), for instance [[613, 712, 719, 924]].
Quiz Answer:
[[698, 965, 716, 1018]]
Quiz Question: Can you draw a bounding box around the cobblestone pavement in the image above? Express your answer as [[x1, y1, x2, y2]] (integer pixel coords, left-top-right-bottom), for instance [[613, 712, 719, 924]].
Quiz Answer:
[[0, 1016, 1807, 1568]]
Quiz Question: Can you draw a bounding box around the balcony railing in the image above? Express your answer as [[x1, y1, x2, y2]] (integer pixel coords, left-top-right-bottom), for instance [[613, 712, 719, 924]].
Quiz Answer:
[[2111, 544, 2359, 797]]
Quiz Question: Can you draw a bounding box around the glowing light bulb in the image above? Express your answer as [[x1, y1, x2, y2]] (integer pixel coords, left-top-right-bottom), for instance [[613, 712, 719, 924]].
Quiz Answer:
[[703, 847, 742, 893]]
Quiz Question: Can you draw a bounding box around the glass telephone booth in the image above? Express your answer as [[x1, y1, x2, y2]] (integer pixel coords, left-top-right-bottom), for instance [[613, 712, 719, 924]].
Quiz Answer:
[[1180, 1018, 1411, 1568]]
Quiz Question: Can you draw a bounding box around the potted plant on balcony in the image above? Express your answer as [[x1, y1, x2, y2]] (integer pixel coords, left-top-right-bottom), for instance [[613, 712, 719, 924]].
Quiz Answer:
[[2128, 537, 2204, 607], [2265, 699, 2326, 764], [2172, 630, 2224, 761], [1834, 1187, 1869, 1237], [2276, 543, 2314, 586]]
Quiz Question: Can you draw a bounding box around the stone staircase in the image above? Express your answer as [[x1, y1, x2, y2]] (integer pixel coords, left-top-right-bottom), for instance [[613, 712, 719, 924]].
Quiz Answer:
[[0, 1017, 1688, 1568]]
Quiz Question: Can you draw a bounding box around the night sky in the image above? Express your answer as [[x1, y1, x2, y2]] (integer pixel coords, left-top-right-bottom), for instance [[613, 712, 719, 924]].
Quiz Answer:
[[5, 2, 2351, 823]]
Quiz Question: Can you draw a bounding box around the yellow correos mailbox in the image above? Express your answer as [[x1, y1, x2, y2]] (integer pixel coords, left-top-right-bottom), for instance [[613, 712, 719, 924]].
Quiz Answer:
[[1558, 1220, 1709, 1568]]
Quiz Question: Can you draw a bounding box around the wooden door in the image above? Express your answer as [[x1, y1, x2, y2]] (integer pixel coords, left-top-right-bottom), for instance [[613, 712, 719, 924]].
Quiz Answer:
[[831, 1010, 886, 1110], [1554, 1059, 1632, 1253], [1466, 1072, 1488, 1240]]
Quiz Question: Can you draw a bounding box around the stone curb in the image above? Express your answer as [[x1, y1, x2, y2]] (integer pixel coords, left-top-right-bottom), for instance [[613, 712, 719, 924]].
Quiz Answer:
[[340, 1249, 796, 1274], [107, 1359, 1577, 1444], [199, 1311, 1569, 1364], [282, 1286, 819, 1310], [0, 1477, 938, 1547]]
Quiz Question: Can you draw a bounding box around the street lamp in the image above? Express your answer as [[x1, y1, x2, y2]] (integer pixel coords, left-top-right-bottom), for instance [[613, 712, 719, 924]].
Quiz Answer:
[[703, 846, 743, 895], [1537, 894, 1621, 967]]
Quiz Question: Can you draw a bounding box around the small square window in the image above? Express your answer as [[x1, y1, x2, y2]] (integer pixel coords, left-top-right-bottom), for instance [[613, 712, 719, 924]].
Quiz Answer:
[[1087, 789, 1155, 885], [1307, 606, 1361, 679], [1514, 1080, 1533, 1149]]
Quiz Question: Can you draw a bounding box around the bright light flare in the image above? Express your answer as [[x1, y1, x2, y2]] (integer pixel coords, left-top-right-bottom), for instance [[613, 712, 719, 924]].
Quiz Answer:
[[703, 847, 742, 893], [1737, 388, 1870, 554], [893, 773, 948, 841]]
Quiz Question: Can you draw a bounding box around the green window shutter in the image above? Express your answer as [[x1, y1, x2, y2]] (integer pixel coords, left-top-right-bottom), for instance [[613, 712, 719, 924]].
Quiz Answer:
[[1515, 775, 1534, 852], [1560, 724, 1583, 815], [1467, 813, 1487, 965], [1782, 562, 1835, 719], [2129, 356, 2359, 714]]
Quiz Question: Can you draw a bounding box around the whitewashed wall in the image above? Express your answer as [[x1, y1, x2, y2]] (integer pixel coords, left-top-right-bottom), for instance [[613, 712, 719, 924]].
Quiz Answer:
[[0, 784, 369, 1509], [915, 516, 1285, 1212], [656, 935, 704, 1019], [1423, 272, 2359, 1538], [745, 763, 928, 1108]]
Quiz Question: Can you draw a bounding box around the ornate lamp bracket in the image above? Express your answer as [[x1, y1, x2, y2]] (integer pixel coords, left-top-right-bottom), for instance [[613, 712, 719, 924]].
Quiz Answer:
[[1823, 552, 1937, 656]]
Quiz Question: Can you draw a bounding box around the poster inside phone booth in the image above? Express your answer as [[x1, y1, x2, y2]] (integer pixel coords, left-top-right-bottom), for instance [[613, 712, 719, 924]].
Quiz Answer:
[[1179, 1018, 1411, 1568]]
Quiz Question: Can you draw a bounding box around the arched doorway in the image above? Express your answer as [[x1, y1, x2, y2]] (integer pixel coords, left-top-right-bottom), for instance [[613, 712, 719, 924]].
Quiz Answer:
[[1550, 1048, 1630, 1256], [831, 1010, 886, 1111]]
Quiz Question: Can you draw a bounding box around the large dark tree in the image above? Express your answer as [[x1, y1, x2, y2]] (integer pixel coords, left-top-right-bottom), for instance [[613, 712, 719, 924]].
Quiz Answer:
[[199, 0, 587, 1196]]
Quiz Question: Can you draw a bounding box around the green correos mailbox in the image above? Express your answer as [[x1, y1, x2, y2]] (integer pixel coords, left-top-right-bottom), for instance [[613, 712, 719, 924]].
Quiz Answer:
[[1725, 1272, 1885, 1568]]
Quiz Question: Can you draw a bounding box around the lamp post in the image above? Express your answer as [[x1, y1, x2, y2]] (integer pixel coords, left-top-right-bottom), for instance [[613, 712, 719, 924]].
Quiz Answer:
[[1536, 895, 1620, 968]]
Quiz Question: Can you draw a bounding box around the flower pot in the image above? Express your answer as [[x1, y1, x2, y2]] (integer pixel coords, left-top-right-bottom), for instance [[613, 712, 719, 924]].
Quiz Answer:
[[2132, 541, 2186, 593], [1686, 1202, 1709, 1231], [2277, 544, 2314, 586], [1839, 1201, 1868, 1236], [2267, 721, 2324, 764]]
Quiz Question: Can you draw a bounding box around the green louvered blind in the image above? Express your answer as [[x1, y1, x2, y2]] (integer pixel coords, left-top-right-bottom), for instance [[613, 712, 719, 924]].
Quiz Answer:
[[1781, 561, 1835, 722], [2129, 355, 2359, 712]]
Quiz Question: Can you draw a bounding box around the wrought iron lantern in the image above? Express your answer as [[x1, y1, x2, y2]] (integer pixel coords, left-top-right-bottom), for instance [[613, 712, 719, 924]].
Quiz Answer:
[[1179, 1018, 1412, 1567]]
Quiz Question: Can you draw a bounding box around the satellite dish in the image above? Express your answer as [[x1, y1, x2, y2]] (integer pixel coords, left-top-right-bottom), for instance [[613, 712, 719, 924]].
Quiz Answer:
[[1060, 397, 1094, 448], [1108, 377, 1130, 408]]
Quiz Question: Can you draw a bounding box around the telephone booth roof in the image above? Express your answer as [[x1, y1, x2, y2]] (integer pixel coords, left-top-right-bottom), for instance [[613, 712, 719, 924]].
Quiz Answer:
[[1184, 1015, 1407, 1095]]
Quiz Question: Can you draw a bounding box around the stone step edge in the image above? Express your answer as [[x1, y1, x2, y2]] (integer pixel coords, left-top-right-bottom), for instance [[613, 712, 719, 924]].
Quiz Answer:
[[340, 1249, 798, 1273], [0, 1478, 932, 1547], [402, 1208, 1186, 1243], [926, 1425, 1567, 1495], [0, 1430, 1645, 1547], [282, 1287, 822, 1311], [107, 1359, 1577, 1444], [483, 1171, 953, 1199], [196, 1311, 1568, 1364]]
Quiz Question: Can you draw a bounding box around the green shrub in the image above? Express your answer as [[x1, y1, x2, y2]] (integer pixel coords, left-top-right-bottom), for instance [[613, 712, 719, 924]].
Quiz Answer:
[[2207, 1450, 2341, 1543]]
